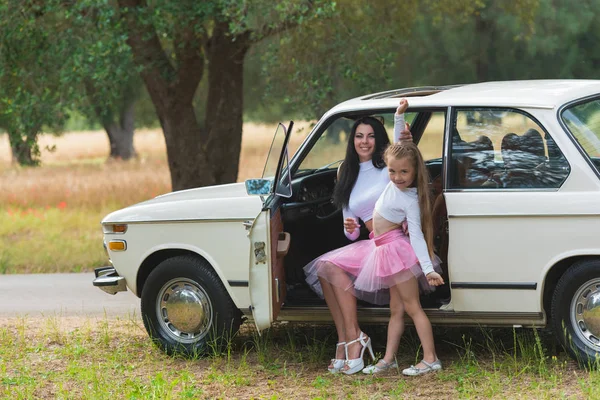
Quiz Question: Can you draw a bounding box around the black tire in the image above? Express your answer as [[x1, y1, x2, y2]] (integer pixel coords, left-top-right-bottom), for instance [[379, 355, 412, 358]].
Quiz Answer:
[[551, 259, 600, 367], [141, 255, 241, 357]]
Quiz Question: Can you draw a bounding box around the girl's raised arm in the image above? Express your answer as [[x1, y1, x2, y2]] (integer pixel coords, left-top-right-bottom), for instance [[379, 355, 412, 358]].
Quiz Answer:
[[393, 98, 410, 143]]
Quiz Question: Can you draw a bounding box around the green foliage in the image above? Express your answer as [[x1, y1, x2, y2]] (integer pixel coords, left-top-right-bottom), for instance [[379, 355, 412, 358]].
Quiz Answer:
[[0, 1, 73, 165]]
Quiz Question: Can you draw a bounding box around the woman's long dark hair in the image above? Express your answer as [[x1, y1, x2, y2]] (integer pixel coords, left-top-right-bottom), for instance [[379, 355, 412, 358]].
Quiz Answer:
[[332, 116, 390, 209]]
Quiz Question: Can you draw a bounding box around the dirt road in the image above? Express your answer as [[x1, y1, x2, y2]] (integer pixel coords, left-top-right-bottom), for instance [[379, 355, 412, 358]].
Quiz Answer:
[[0, 273, 140, 318]]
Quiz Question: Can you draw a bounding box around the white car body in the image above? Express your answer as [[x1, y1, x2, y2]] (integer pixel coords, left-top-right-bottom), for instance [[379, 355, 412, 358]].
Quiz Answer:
[[94, 80, 600, 363]]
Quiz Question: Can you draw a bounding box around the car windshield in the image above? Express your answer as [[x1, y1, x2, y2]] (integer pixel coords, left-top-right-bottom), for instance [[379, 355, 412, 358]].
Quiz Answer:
[[561, 98, 600, 172]]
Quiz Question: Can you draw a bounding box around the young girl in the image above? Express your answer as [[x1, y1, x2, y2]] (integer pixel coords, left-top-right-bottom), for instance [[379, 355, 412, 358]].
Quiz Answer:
[[354, 137, 445, 375]]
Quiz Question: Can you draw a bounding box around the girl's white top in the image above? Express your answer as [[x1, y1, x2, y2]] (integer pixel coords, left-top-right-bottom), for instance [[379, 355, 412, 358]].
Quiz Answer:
[[342, 113, 405, 241], [374, 182, 435, 275]]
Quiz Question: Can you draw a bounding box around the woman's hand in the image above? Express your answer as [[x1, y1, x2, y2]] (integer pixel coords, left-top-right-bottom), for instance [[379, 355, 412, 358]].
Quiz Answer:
[[426, 272, 445, 286], [344, 218, 359, 234], [396, 98, 409, 115]]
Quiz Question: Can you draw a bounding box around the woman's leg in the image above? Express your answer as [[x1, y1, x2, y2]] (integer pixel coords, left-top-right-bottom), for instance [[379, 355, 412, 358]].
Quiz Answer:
[[319, 277, 346, 361], [331, 282, 363, 360], [396, 277, 438, 366], [381, 285, 405, 364]]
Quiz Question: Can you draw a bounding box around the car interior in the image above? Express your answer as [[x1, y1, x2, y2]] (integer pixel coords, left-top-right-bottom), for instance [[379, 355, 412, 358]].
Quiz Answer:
[[450, 118, 570, 190], [273, 110, 452, 310]]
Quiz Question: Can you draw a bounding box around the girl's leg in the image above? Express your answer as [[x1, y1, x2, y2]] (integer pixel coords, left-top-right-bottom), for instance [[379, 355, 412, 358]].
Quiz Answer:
[[381, 285, 405, 364], [396, 277, 438, 366]]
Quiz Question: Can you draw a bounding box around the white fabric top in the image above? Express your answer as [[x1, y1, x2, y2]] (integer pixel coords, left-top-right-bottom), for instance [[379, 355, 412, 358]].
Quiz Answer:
[[374, 182, 434, 275], [342, 114, 405, 241]]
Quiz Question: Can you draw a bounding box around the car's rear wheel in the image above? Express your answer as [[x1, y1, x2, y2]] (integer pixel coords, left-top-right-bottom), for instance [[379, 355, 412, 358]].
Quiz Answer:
[[141, 255, 241, 356], [551, 259, 600, 367]]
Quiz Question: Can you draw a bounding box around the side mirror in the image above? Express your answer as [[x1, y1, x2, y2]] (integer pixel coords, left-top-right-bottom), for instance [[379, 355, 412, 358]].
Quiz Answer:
[[245, 179, 272, 196]]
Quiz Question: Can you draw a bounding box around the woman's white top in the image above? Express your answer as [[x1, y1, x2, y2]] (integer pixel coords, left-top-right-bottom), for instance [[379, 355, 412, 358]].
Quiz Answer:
[[374, 182, 435, 275], [343, 162, 389, 240], [342, 113, 405, 241]]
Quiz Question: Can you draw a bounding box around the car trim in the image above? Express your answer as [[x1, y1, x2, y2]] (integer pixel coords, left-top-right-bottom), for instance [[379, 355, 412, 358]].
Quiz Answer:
[[558, 94, 600, 181], [442, 106, 453, 190], [448, 213, 600, 218], [445, 188, 559, 193], [451, 282, 537, 290], [102, 218, 251, 225], [240, 307, 545, 326], [228, 280, 249, 287]]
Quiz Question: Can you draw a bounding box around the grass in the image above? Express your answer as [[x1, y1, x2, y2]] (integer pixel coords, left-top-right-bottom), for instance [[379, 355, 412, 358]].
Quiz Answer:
[[0, 123, 312, 274], [0, 317, 596, 399]]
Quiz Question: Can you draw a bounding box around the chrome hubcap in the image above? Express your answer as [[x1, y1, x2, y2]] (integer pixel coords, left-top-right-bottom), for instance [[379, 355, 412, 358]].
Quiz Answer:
[[156, 278, 213, 343], [570, 278, 600, 350]]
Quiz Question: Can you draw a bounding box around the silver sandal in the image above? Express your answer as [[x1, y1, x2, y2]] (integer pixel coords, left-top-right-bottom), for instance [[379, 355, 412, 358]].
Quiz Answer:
[[362, 359, 398, 374], [402, 359, 442, 376]]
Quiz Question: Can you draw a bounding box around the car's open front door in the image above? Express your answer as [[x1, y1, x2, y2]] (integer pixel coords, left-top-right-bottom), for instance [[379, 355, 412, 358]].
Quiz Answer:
[[247, 122, 293, 331]]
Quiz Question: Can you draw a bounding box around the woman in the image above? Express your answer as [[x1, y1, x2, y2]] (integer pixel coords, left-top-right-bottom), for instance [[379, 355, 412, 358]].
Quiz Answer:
[[304, 99, 411, 374]]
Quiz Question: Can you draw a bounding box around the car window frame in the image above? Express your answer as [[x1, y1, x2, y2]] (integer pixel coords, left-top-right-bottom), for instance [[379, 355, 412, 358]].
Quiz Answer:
[[558, 94, 600, 181], [445, 106, 572, 192], [289, 107, 449, 179]]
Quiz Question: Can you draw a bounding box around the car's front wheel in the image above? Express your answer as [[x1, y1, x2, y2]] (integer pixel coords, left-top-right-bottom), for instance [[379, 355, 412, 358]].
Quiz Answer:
[[551, 259, 600, 367], [141, 255, 241, 356]]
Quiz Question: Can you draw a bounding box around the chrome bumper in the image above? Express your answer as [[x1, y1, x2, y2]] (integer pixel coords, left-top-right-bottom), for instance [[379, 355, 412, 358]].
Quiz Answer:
[[93, 266, 128, 295]]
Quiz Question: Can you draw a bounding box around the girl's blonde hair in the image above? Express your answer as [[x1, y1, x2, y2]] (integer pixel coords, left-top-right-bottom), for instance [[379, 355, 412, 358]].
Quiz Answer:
[[384, 142, 434, 259]]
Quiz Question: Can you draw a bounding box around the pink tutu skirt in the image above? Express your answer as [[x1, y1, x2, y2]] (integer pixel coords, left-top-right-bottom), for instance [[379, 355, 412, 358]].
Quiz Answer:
[[303, 233, 376, 300], [304, 229, 441, 305], [353, 229, 442, 305]]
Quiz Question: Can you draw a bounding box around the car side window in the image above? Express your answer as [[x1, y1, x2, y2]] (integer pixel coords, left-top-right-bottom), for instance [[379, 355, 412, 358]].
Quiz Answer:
[[448, 108, 570, 189], [417, 111, 445, 162]]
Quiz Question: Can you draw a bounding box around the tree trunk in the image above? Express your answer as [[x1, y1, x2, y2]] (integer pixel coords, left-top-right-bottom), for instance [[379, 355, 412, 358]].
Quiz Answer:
[[474, 13, 491, 82], [204, 23, 250, 185], [118, 1, 251, 191], [144, 26, 249, 191], [105, 97, 137, 160], [8, 131, 37, 166]]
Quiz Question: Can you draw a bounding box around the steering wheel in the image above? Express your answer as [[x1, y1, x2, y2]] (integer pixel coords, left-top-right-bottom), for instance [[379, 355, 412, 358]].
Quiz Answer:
[[315, 199, 339, 220]]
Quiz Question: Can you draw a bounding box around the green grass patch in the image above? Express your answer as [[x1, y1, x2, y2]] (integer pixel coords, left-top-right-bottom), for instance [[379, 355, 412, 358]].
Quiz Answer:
[[0, 206, 108, 273], [0, 318, 596, 399]]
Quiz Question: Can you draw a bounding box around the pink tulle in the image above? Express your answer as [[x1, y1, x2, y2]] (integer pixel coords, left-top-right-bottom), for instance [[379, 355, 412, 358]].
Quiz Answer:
[[304, 229, 442, 305], [303, 233, 375, 300], [353, 229, 441, 304]]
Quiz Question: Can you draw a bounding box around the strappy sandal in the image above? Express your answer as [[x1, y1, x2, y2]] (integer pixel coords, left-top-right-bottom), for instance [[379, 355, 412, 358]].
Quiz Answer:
[[328, 341, 346, 373], [342, 332, 375, 375]]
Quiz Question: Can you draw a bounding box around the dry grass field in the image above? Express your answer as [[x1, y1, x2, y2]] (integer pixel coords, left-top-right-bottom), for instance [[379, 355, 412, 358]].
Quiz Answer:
[[0, 122, 312, 273]]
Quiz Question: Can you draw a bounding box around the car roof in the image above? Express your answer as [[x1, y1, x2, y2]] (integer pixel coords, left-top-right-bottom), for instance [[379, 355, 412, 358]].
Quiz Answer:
[[328, 80, 600, 116]]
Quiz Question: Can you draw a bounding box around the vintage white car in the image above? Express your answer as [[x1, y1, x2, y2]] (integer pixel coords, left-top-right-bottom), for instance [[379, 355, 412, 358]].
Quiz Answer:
[[94, 80, 600, 364]]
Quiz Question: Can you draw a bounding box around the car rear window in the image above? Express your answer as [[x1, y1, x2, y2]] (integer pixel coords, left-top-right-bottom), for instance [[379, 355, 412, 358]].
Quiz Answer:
[[562, 98, 600, 173]]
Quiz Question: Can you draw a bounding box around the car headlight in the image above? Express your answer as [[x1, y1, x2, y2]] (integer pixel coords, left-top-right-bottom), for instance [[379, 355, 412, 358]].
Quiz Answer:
[[102, 224, 128, 234]]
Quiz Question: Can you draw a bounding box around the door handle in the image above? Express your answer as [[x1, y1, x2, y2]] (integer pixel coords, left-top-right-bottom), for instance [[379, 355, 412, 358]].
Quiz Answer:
[[243, 220, 253, 230]]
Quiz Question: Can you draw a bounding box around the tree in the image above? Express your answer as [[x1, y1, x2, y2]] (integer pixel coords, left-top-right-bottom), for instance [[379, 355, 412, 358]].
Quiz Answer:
[[62, 1, 143, 160], [114, 1, 336, 190], [0, 1, 70, 165], [251, 0, 534, 121], [0, 1, 144, 165]]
